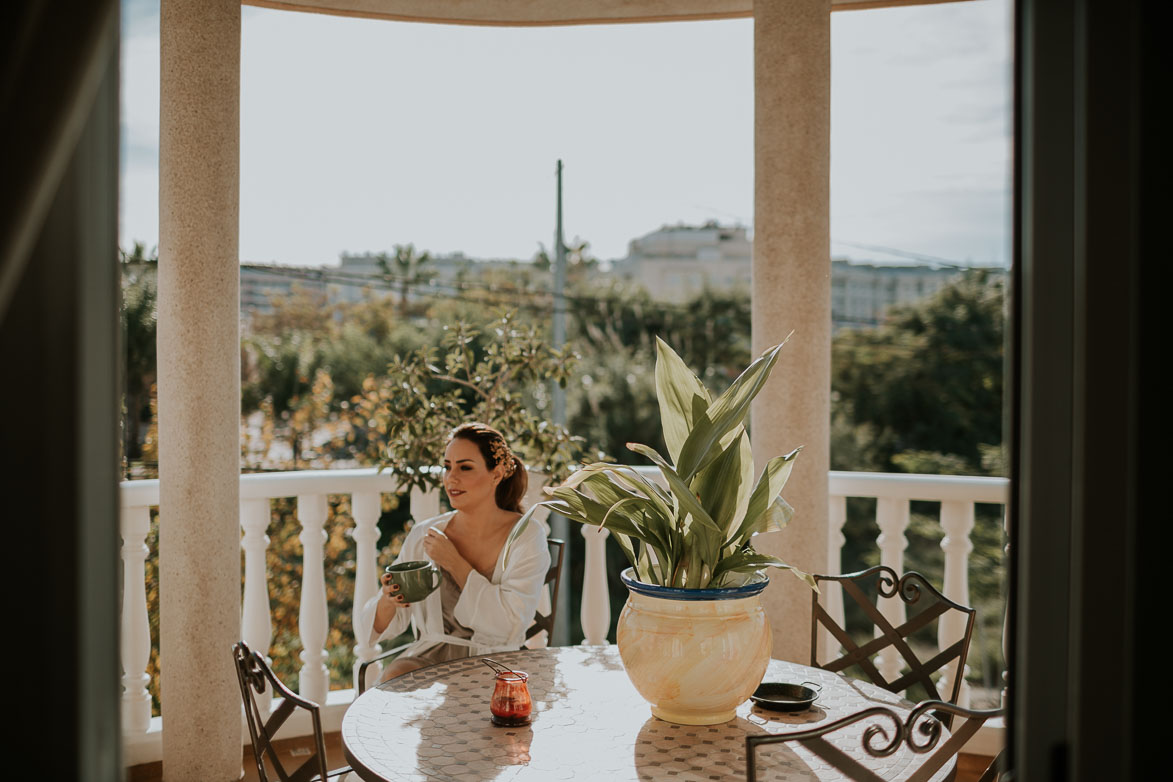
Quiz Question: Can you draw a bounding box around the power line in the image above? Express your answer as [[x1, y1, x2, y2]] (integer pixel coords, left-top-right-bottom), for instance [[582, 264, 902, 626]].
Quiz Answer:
[[831, 240, 976, 270], [240, 261, 710, 316]]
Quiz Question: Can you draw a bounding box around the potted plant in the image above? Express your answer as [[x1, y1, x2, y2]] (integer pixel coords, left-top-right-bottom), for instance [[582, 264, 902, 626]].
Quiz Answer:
[[507, 337, 815, 725]]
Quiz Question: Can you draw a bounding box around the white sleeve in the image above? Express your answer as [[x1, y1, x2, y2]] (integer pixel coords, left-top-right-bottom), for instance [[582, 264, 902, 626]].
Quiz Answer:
[[453, 525, 550, 648], [354, 516, 438, 647], [356, 590, 412, 647]]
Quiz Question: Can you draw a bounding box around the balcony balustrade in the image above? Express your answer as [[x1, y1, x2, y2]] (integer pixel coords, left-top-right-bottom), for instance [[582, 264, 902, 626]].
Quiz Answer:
[[120, 467, 1008, 765]]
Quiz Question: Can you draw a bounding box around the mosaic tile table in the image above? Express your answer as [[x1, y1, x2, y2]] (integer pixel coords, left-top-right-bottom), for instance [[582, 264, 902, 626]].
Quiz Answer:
[[342, 646, 953, 782]]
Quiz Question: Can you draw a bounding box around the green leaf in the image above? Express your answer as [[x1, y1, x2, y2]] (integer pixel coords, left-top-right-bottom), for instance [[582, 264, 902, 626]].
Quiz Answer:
[[545, 487, 630, 534], [577, 462, 677, 528], [653, 337, 711, 463], [763, 496, 796, 534], [550, 468, 678, 567], [570, 473, 676, 558], [727, 447, 801, 548], [689, 430, 754, 541], [709, 548, 817, 591], [627, 442, 724, 563], [675, 339, 788, 481], [636, 543, 655, 583], [685, 540, 705, 588], [611, 530, 638, 571]]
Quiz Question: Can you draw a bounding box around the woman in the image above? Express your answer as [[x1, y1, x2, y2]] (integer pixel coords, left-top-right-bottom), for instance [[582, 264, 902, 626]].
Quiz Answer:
[[356, 422, 551, 681]]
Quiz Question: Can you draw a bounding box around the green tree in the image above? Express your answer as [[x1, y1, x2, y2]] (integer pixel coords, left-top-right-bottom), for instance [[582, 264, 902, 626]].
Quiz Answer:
[[534, 237, 598, 286], [339, 311, 595, 498], [242, 288, 335, 467], [376, 244, 433, 318], [565, 282, 753, 459], [831, 269, 1005, 474], [120, 243, 157, 471]]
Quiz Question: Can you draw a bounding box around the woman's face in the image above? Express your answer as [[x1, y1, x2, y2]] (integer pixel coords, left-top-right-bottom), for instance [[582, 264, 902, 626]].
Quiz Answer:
[[442, 437, 501, 511]]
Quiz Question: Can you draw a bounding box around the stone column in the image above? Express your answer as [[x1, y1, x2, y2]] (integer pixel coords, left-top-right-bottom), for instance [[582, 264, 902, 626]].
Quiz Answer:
[[158, 1, 241, 779], [751, 0, 831, 663]]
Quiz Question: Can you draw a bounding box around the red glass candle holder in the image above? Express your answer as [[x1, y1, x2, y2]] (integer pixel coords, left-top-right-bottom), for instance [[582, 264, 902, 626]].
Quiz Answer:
[[490, 670, 532, 727]]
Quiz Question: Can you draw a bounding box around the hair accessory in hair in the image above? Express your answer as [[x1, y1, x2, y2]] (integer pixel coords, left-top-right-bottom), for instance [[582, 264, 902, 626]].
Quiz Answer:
[[490, 438, 517, 477]]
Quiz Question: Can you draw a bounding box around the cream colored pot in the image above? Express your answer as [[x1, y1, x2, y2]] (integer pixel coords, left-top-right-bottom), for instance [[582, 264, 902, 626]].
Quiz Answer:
[[616, 568, 772, 725]]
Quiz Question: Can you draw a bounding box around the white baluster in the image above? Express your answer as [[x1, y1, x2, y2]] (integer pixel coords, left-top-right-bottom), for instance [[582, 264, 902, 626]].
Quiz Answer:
[[120, 504, 152, 734], [297, 494, 329, 703], [938, 500, 975, 706], [820, 495, 848, 664], [410, 484, 441, 522], [580, 525, 611, 646], [351, 491, 382, 690], [240, 498, 273, 716], [875, 497, 910, 686]]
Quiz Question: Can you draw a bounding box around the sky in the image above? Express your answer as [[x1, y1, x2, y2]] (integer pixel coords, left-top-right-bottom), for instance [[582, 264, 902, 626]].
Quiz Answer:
[[120, 0, 1011, 268]]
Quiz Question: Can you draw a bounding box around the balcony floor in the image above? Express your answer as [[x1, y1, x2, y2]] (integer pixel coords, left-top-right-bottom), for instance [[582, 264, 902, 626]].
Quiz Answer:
[[127, 733, 996, 781], [127, 731, 346, 781]]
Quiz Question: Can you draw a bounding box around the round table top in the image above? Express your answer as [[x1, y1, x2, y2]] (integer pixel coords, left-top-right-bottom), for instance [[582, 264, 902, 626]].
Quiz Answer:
[[342, 646, 952, 782]]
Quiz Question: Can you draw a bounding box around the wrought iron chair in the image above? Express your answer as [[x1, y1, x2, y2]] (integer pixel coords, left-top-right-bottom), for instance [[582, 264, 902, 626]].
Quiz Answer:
[[746, 700, 1004, 782], [233, 641, 351, 782], [810, 565, 976, 724], [357, 537, 565, 694]]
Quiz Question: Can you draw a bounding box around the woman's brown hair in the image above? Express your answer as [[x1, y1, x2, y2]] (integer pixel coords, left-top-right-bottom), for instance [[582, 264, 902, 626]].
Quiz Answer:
[[447, 422, 527, 513]]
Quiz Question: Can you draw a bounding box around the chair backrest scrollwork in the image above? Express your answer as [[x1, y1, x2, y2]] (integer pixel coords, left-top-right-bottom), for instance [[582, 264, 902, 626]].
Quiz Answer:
[[810, 565, 977, 710], [746, 701, 1004, 782]]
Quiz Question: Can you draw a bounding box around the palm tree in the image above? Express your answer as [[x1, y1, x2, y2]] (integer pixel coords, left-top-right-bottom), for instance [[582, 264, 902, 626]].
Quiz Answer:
[[376, 243, 432, 317]]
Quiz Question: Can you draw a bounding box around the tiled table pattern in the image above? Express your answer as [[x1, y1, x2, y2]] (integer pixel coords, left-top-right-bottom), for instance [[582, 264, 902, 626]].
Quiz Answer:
[[342, 646, 951, 781]]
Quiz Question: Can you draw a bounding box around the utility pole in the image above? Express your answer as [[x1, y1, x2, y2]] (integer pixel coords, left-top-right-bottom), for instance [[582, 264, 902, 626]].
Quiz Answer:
[[550, 160, 570, 646], [552, 160, 567, 424]]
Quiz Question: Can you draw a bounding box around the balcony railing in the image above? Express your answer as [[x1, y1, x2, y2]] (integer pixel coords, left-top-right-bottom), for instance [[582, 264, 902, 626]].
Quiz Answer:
[[120, 468, 1008, 765]]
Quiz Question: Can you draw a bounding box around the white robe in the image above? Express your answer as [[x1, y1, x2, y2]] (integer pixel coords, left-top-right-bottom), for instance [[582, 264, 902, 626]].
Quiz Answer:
[[356, 511, 551, 658]]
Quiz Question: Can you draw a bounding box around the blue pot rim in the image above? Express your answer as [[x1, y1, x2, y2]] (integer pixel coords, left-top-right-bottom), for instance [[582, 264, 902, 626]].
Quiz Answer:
[[619, 567, 769, 600]]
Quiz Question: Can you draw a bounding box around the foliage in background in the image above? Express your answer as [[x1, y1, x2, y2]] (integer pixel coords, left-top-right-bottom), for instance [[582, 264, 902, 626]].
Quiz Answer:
[[374, 244, 434, 318], [241, 287, 431, 469], [120, 243, 157, 475], [566, 281, 752, 458], [337, 311, 599, 491], [831, 269, 1004, 474]]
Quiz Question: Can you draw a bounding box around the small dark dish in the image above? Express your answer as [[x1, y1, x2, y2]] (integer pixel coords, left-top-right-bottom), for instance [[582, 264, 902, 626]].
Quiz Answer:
[[750, 681, 822, 712]]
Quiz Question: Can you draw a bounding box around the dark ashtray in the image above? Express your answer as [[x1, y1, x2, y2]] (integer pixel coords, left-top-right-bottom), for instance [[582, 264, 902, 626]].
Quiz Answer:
[[750, 681, 822, 712]]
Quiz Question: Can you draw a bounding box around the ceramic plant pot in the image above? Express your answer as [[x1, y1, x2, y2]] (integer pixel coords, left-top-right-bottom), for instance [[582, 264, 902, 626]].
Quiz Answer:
[[615, 568, 771, 725]]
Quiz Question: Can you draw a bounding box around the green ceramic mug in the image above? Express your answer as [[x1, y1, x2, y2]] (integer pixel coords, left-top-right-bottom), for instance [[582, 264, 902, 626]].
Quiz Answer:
[[385, 560, 442, 603]]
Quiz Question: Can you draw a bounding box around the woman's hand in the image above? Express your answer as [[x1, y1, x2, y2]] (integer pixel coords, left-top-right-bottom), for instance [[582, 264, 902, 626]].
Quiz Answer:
[[423, 528, 473, 588], [372, 570, 410, 634], [380, 571, 411, 607]]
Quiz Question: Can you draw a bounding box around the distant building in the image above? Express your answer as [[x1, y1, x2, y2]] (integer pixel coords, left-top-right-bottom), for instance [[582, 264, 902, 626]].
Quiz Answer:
[[829, 259, 963, 329], [611, 221, 752, 303], [120, 259, 330, 321], [240, 263, 326, 314], [610, 222, 1001, 328], [227, 227, 999, 328]]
